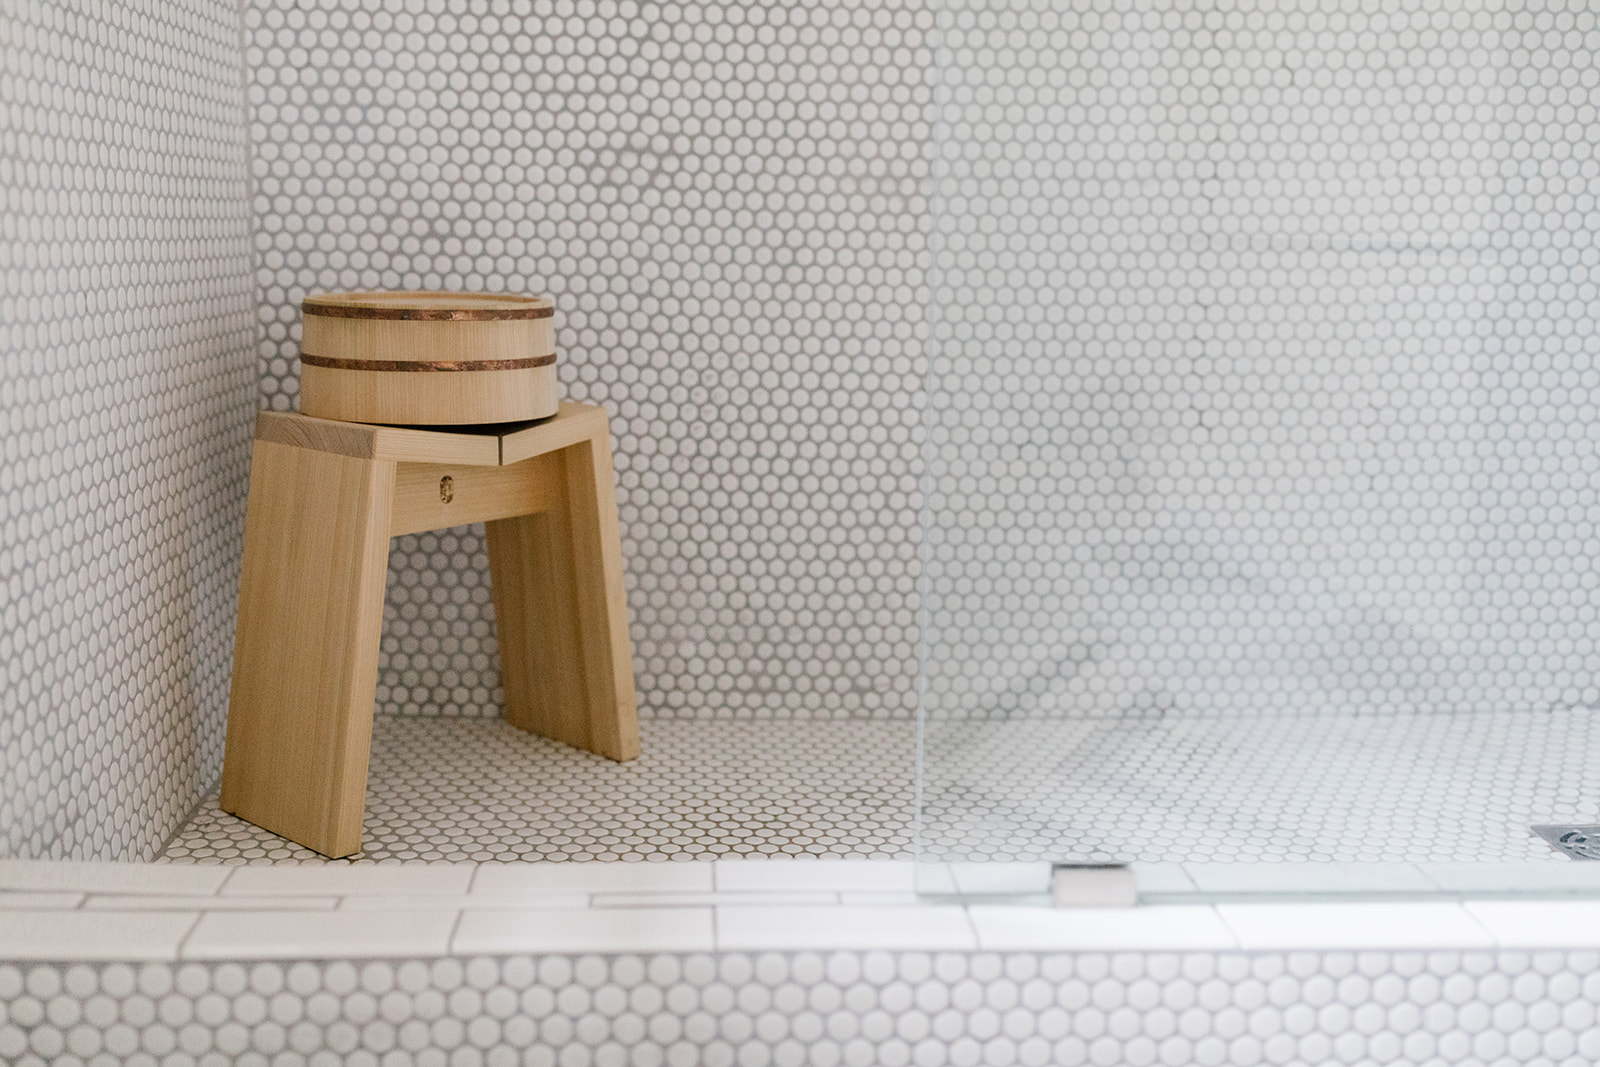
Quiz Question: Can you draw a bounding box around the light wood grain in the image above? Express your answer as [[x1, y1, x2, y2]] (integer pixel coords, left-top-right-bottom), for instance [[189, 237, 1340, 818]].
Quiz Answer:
[[256, 411, 502, 466], [303, 315, 555, 364], [389, 454, 560, 537], [219, 439, 396, 859], [563, 421, 641, 758], [499, 402, 611, 466], [368, 424, 504, 467], [222, 402, 640, 856], [254, 411, 379, 459], [256, 404, 602, 467], [304, 291, 553, 317], [486, 418, 640, 760], [300, 362, 558, 427]]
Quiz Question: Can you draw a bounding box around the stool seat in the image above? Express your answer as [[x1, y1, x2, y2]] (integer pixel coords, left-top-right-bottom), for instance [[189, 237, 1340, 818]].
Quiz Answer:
[[220, 402, 639, 858]]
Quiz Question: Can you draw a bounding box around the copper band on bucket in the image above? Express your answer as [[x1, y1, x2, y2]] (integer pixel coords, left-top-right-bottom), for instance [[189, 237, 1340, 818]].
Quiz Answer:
[[299, 352, 558, 372]]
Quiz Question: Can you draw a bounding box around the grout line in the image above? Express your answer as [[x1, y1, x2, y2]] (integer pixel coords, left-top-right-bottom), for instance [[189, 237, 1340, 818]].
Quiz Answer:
[[153, 790, 220, 863], [446, 907, 467, 955], [1212, 899, 1499, 952], [174, 912, 206, 961], [1411, 863, 1452, 893], [1458, 902, 1500, 947], [958, 905, 981, 951], [1210, 905, 1241, 951], [1212, 903, 1247, 950]]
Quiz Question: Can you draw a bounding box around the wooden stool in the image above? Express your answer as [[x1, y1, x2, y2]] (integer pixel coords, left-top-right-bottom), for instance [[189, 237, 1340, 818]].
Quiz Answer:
[[219, 402, 639, 858]]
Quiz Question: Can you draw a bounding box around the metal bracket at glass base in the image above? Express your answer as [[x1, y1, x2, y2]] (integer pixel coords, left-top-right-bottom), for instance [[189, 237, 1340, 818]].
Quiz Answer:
[[1052, 863, 1138, 908]]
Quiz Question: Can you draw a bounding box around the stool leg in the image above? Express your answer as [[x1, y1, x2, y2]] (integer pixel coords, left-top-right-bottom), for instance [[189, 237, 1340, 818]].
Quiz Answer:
[[486, 430, 640, 760], [220, 439, 396, 858]]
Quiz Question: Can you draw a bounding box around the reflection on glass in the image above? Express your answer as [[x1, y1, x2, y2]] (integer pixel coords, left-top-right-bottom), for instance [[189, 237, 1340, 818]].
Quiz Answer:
[[917, 0, 1600, 881]]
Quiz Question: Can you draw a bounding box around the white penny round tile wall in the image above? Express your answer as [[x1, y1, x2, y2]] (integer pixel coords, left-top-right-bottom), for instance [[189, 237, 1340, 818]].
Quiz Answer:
[[0, 1, 256, 858], [7, 950, 1600, 1066], [920, 0, 1600, 721], [245, 0, 1600, 729], [244, 0, 933, 721]]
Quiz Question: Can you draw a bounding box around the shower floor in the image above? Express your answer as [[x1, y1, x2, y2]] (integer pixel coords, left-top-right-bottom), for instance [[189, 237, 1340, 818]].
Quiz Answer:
[[157, 711, 1595, 866], [161, 719, 915, 865], [921, 709, 1600, 865]]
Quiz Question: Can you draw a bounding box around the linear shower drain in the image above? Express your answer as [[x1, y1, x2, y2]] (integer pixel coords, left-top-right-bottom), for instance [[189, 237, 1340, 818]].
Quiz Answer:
[[1532, 825, 1600, 860]]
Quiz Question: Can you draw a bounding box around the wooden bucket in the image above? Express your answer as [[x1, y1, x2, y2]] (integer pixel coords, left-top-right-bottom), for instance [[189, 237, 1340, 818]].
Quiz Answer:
[[298, 291, 559, 425]]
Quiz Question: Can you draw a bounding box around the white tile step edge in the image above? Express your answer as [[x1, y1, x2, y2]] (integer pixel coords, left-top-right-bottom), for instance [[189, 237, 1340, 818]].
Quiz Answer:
[[0, 858, 1591, 960]]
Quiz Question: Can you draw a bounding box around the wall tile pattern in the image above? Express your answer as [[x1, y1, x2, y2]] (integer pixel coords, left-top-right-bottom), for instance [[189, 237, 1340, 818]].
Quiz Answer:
[[921, 0, 1600, 720], [0, 0, 256, 858], [243, 0, 933, 721], [6, 949, 1600, 1066]]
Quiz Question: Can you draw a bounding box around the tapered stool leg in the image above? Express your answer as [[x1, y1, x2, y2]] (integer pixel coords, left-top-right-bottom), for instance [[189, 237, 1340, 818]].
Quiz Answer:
[[486, 426, 640, 761], [220, 439, 396, 858]]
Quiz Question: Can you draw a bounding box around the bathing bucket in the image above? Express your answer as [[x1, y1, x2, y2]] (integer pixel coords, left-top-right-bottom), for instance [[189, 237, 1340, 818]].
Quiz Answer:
[[298, 291, 558, 425]]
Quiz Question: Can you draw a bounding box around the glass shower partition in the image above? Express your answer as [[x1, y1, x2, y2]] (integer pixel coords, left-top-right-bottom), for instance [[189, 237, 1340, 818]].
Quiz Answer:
[[915, 0, 1600, 899]]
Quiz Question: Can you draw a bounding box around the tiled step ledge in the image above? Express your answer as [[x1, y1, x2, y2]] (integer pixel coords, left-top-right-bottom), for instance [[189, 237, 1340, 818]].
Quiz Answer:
[[4, 859, 1600, 962]]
